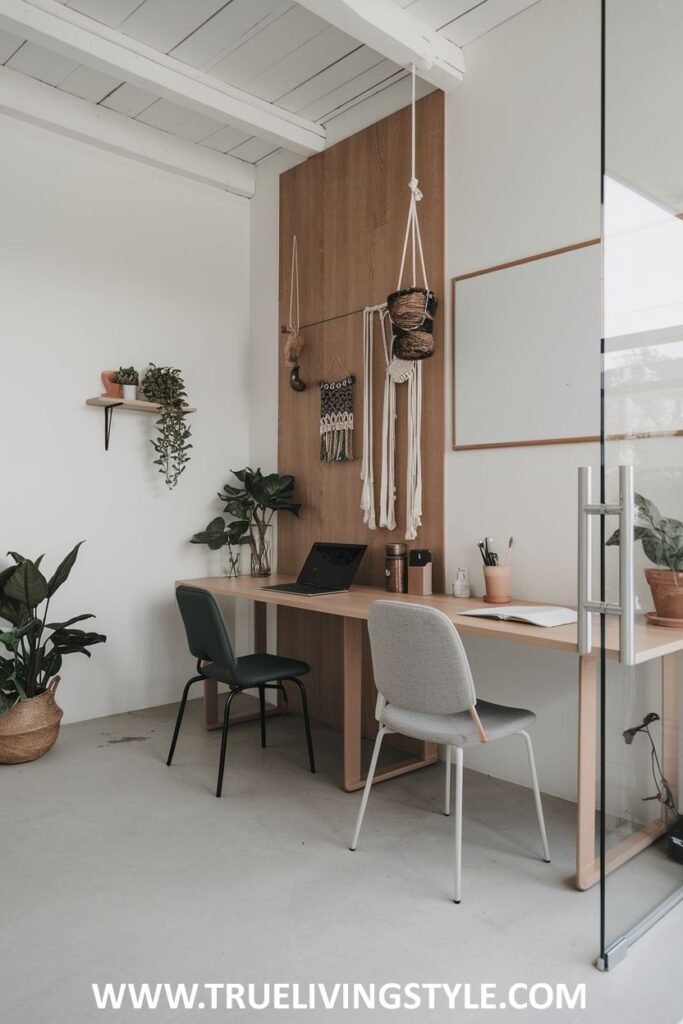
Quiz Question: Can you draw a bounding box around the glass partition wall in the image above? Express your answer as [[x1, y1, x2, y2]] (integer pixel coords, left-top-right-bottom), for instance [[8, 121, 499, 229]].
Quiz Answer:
[[595, 0, 683, 969]]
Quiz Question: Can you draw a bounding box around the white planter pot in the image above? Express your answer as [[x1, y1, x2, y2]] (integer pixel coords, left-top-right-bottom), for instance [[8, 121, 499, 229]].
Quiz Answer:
[[122, 384, 137, 400]]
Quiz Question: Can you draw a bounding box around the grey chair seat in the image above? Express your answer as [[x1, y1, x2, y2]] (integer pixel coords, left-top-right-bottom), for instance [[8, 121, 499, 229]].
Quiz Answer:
[[203, 653, 310, 687], [381, 699, 536, 748]]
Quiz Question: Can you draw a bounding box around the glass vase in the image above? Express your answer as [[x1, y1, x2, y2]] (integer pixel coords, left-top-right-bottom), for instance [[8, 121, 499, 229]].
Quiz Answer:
[[250, 522, 272, 577], [222, 544, 241, 579]]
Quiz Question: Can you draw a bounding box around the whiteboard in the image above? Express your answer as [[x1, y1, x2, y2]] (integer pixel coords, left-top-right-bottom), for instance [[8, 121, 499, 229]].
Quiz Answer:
[[453, 243, 602, 448]]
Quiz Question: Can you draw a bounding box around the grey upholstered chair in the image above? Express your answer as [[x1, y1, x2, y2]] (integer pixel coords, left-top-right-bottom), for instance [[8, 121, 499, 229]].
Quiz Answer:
[[350, 601, 550, 902]]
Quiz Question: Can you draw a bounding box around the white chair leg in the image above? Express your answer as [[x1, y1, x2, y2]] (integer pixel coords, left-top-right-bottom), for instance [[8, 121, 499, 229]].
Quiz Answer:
[[519, 729, 550, 863], [350, 726, 387, 851], [444, 745, 452, 816], [453, 745, 463, 903]]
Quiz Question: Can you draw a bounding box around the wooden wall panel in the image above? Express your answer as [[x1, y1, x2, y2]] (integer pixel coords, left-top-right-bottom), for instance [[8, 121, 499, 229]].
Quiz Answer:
[[277, 92, 445, 739]]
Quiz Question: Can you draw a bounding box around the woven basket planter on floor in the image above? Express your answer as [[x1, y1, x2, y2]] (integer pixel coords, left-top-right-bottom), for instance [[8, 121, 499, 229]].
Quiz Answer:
[[387, 287, 437, 332], [0, 689, 63, 764]]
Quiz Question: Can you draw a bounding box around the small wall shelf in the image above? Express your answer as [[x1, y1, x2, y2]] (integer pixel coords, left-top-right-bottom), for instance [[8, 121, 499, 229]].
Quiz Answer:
[[86, 396, 196, 450]]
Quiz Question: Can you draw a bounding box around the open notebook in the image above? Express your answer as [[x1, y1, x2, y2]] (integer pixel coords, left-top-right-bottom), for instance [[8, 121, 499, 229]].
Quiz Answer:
[[459, 605, 578, 628]]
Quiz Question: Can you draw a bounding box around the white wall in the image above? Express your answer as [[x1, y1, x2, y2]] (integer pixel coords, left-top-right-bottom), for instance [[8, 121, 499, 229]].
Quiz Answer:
[[1, 114, 251, 724], [444, 0, 602, 799]]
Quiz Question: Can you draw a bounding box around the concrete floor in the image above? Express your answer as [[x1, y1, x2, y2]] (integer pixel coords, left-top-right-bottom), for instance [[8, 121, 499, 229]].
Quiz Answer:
[[2, 700, 682, 1023]]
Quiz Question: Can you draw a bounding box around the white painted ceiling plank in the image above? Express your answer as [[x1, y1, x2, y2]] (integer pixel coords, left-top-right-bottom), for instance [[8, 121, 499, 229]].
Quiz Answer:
[[118, 0, 227, 55], [297, 58, 402, 121], [208, 4, 328, 88], [0, 25, 22, 60], [6, 38, 77, 83], [0, 0, 326, 153], [440, 0, 540, 46], [100, 81, 156, 116], [320, 68, 407, 124], [199, 122, 251, 153], [58, 62, 122, 101], [136, 97, 226, 143], [296, 0, 463, 91], [244, 25, 360, 104], [0, 63, 255, 194], [171, 0, 292, 67], [277, 44, 381, 113], [65, 0, 148, 30], [400, 0, 474, 29], [228, 135, 279, 162]]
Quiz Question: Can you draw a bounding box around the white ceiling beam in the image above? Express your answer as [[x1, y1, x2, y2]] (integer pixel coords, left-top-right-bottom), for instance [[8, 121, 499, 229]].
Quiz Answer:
[[296, 0, 464, 92], [0, 0, 326, 154], [0, 64, 256, 196]]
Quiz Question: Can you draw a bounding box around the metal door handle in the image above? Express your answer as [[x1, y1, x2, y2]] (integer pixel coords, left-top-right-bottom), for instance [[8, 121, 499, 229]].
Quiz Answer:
[[577, 465, 635, 666]]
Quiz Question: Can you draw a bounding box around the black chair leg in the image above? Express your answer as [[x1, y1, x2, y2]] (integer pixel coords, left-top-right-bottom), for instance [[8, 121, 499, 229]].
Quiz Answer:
[[166, 674, 203, 766], [216, 688, 240, 798], [258, 685, 267, 748], [286, 677, 316, 774]]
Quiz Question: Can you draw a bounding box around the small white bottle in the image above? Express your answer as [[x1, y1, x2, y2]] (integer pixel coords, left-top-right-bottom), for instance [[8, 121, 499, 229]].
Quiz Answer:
[[452, 568, 470, 599]]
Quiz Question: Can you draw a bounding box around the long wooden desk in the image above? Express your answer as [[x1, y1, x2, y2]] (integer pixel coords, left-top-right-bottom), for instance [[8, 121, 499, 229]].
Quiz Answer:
[[178, 575, 682, 891]]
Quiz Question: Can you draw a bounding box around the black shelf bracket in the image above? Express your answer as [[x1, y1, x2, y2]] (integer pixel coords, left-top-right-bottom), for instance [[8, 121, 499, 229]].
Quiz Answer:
[[102, 402, 123, 451]]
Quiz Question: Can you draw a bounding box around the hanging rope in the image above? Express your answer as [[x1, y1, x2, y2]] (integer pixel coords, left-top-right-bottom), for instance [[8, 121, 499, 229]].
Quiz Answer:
[[396, 66, 429, 294], [284, 235, 304, 368]]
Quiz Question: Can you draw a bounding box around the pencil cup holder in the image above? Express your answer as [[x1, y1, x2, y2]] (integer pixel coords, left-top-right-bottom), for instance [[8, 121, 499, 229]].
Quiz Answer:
[[483, 566, 511, 605]]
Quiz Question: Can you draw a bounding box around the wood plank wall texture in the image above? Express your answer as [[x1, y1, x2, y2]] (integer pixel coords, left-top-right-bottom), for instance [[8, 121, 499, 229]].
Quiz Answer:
[[277, 91, 445, 740]]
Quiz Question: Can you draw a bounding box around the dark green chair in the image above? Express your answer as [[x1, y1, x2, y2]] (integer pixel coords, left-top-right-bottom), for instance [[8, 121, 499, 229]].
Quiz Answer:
[[167, 585, 316, 797]]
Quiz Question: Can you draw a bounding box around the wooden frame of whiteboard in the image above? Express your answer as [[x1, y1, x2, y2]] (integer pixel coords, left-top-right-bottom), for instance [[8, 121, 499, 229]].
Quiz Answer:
[[451, 239, 602, 451]]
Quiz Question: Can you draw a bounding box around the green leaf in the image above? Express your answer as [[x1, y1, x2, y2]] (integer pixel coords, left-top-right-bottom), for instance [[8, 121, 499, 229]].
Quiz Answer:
[[45, 614, 94, 630], [46, 541, 84, 598], [4, 559, 48, 612], [634, 492, 663, 529]]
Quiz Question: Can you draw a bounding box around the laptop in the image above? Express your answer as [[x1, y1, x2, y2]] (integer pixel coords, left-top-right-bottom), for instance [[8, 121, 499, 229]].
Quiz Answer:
[[261, 542, 367, 596]]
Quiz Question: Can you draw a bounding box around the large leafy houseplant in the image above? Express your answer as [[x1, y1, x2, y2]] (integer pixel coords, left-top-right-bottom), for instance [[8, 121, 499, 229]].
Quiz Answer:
[[0, 543, 106, 718], [192, 468, 301, 577], [607, 492, 683, 622], [141, 364, 192, 490]]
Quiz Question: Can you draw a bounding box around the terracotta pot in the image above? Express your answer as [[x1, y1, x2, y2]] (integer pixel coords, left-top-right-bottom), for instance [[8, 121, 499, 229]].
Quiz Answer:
[[483, 565, 511, 605], [101, 370, 121, 398], [645, 568, 683, 621], [0, 686, 63, 764]]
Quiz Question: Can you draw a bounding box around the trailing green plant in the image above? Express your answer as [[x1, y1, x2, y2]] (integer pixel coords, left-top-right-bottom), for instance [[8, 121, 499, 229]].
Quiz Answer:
[[141, 364, 192, 490], [191, 468, 301, 573], [606, 493, 683, 572], [0, 543, 106, 717], [115, 366, 138, 385]]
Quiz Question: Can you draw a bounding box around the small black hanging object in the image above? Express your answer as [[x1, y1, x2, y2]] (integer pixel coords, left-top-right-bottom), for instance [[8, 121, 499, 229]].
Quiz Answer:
[[290, 365, 306, 392]]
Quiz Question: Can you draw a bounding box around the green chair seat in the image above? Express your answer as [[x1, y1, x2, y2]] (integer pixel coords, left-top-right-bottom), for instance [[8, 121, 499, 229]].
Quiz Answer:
[[203, 653, 310, 687]]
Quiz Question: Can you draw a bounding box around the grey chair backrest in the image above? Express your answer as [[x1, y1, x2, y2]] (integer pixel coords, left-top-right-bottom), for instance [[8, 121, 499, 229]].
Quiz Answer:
[[367, 601, 476, 715], [176, 586, 237, 672]]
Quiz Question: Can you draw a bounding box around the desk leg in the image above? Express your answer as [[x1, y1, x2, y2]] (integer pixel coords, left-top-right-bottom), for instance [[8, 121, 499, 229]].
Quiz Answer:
[[203, 599, 276, 731], [343, 617, 363, 791], [576, 655, 598, 890], [576, 652, 680, 890]]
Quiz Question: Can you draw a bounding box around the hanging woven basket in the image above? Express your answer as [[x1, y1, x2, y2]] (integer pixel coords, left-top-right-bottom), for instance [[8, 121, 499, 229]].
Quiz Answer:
[[387, 287, 437, 332], [393, 328, 435, 361]]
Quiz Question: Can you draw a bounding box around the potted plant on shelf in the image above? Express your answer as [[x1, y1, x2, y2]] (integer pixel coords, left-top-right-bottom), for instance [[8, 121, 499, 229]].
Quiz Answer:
[[191, 468, 301, 577], [140, 364, 192, 490], [101, 370, 121, 398], [116, 366, 139, 400], [607, 492, 683, 624], [0, 543, 106, 763]]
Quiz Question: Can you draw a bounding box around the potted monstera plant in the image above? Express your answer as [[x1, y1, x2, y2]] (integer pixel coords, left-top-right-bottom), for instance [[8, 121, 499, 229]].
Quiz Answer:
[[192, 468, 301, 577], [607, 493, 683, 624], [0, 543, 106, 763]]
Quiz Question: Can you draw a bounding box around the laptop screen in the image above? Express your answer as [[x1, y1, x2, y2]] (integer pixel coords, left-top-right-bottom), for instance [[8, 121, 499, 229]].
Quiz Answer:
[[298, 543, 367, 589]]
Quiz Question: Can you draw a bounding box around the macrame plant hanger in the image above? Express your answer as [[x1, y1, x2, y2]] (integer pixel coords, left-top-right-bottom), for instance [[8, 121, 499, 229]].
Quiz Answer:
[[283, 235, 305, 391]]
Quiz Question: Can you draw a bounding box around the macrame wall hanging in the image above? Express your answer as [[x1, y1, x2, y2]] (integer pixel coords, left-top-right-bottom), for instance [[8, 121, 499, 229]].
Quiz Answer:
[[283, 235, 305, 391], [360, 67, 435, 541], [320, 356, 354, 463]]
